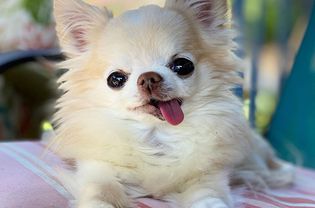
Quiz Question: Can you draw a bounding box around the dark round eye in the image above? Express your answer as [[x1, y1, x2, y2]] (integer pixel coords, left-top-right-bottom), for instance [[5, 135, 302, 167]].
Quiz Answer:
[[107, 72, 128, 89], [170, 58, 195, 77]]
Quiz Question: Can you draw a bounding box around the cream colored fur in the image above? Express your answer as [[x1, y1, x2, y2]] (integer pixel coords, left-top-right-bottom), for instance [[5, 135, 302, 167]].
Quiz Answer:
[[51, 0, 294, 207]]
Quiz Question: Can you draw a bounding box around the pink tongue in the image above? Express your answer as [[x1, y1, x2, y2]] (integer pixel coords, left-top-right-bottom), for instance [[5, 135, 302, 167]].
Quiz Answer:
[[158, 99, 184, 126]]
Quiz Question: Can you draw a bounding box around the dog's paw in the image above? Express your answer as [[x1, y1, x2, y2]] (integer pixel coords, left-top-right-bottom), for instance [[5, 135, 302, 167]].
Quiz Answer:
[[191, 198, 229, 208], [78, 200, 115, 208]]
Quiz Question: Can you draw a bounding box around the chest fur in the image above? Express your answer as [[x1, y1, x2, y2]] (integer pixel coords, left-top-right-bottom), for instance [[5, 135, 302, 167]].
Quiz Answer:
[[115, 126, 231, 194]]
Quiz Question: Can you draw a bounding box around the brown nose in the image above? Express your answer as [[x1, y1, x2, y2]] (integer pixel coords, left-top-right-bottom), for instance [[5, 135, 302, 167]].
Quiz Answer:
[[137, 72, 163, 95]]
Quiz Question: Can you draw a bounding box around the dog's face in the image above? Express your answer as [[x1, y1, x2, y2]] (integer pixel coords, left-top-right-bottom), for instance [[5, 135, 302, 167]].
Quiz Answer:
[[54, 0, 238, 126]]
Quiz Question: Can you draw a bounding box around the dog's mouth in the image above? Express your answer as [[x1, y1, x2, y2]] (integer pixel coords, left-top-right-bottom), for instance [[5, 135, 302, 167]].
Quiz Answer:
[[135, 98, 184, 126]]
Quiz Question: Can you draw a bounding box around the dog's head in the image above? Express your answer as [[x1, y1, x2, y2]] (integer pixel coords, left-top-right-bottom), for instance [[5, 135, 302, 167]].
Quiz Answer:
[[54, 0, 240, 126]]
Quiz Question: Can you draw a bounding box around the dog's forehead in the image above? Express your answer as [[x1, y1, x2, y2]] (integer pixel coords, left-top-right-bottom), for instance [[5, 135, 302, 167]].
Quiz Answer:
[[99, 5, 192, 68], [119, 5, 177, 26]]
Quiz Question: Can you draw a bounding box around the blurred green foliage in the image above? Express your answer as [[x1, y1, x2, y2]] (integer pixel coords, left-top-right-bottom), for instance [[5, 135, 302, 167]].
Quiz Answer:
[[22, 0, 52, 25], [242, 0, 306, 43]]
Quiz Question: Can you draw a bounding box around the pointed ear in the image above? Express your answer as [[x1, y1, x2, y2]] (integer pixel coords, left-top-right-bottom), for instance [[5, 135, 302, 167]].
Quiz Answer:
[[165, 0, 229, 30], [54, 0, 112, 57]]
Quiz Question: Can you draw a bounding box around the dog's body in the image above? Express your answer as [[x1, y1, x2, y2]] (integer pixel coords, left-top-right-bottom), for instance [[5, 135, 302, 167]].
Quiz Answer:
[[51, 0, 294, 207]]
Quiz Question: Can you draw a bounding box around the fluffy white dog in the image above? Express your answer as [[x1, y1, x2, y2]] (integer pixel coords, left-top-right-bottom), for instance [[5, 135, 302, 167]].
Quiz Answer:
[[51, 0, 294, 207]]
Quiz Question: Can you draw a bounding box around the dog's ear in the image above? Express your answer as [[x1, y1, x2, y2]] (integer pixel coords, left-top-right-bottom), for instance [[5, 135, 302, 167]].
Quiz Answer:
[[54, 0, 112, 57], [165, 0, 228, 30]]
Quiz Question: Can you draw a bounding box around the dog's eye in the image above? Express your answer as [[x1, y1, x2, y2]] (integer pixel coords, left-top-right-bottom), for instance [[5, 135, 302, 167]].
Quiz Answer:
[[107, 72, 128, 89], [170, 58, 195, 77]]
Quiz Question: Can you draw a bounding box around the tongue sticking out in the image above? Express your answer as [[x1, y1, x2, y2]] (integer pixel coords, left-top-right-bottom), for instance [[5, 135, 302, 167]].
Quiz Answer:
[[158, 99, 184, 126]]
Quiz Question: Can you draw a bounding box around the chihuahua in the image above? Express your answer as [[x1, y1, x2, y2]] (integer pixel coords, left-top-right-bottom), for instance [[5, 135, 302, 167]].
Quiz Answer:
[[51, 0, 294, 207]]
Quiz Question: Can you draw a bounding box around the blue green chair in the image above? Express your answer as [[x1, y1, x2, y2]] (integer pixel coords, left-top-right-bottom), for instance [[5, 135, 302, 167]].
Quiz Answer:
[[268, 3, 315, 168]]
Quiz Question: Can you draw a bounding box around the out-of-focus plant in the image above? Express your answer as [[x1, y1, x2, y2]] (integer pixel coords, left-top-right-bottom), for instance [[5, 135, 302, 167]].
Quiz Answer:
[[0, 0, 56, 51]]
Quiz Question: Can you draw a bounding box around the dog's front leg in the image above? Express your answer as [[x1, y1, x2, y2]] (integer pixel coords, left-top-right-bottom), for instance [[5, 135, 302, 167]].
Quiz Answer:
[[75, 161, 131, 208], [189, 197, 230, 208], [168, 172, 232, 208]]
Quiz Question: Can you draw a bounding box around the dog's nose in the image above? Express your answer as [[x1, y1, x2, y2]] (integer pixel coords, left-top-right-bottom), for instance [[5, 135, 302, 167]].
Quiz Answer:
[[137, 72, 163, 95]]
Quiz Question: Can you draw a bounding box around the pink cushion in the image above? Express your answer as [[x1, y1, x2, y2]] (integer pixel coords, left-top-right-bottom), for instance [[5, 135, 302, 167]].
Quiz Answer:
[[0, 142, 315, 208]]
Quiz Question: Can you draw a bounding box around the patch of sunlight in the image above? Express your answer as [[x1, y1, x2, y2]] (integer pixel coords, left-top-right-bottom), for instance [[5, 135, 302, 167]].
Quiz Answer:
[[243, 98, 250, 120], [42, 121, 53, 131], [255, 90, 277, 133]]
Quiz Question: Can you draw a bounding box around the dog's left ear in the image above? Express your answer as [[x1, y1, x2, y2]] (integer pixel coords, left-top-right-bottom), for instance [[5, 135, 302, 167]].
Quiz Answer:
[[54, 0, 112, 57], [165, 0, 229, 30]]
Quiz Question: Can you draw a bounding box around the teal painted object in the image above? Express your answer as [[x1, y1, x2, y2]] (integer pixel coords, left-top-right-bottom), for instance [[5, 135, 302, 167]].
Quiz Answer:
[[268, 3, 315, 168]]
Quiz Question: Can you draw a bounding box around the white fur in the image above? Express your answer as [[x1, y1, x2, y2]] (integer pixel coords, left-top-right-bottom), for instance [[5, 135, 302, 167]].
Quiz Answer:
[[51, 0, 294, 207]]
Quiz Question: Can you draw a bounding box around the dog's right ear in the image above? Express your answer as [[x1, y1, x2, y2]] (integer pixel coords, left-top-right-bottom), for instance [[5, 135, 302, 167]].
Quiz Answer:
[[164, 0, 228, 31], [54, 0, 112, 57]]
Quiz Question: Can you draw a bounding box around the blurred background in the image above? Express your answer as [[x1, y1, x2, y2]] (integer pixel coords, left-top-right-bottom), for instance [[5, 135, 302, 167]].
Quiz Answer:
[[0, 0, 314, 168]]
